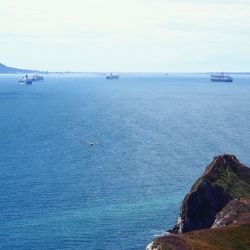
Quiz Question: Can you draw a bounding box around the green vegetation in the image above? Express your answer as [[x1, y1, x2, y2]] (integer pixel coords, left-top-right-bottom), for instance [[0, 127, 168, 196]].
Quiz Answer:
[[148, 156, 250, 250], [183, 224, 250, 250], [213, 168, 250, 199], [152, 224, 250, 250]]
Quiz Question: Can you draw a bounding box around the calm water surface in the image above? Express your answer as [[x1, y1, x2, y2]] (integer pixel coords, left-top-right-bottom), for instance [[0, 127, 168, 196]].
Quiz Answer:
[[0, 74, 250, 249]]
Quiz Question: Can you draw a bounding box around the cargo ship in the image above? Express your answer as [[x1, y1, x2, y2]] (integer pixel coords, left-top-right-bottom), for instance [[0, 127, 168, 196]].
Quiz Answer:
[[18, 75, 32, 85], [210, 72, 233, 82], [106, 73, 119, 80], [32, 74, 44, 81]]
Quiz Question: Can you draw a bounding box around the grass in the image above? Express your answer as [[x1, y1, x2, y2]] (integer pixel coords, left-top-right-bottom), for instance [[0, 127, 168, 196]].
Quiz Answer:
[[213, 167, 250, 199], [183, 224, 250, 250], [153, 223, 250, 250]]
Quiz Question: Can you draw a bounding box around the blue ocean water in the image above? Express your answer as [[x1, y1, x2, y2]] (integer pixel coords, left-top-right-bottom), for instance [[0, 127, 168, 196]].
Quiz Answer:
[[0, 73, 250, 249]]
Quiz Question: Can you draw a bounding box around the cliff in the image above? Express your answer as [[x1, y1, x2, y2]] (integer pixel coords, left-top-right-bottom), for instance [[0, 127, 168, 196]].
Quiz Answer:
[[147, 155, 250, 250]]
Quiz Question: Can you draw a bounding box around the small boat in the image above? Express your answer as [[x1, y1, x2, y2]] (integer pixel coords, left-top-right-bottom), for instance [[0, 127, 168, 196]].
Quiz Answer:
[[210, 72, 233, 82], [106, 73, 119, 80], [19, 75, 32, 85], [80, 141, 98, 147], [32, 74, 44, 81]]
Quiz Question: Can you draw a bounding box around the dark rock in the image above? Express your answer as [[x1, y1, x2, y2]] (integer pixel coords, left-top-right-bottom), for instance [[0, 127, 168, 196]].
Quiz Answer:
[[171, 154, 250, 233]]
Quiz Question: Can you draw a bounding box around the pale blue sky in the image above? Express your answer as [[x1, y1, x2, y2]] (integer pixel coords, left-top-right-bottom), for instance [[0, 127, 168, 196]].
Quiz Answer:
[[1, 0, 250, 72]]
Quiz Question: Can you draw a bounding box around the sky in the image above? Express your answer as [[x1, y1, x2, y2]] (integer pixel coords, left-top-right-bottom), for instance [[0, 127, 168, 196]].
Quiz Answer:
[[0, 0, 250, 72]]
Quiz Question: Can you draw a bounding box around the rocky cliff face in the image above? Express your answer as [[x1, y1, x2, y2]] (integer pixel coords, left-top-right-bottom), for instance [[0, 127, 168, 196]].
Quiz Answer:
[[212, 199, 250, 228], [146, 155, 250, 250], [171, 154, 250, 233]]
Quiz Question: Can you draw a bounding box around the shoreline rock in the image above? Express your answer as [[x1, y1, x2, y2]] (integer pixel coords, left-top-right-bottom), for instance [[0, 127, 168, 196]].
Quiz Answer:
[[147, 154, 250, 250]]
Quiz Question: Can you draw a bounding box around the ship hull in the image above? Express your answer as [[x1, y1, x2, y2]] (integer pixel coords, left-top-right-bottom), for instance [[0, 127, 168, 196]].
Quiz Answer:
[[19, 81, 32, 85], [106, 76, 119, 80], [19, 79, 32, 85], [211, 79, 233, 82]]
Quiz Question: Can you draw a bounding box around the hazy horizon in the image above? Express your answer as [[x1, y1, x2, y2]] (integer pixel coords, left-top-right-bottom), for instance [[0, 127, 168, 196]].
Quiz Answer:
[[1, 0, 250, 72]]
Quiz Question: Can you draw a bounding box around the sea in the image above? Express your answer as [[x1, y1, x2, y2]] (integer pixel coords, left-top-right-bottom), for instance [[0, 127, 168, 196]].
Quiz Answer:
[[0, 73, 250, 250]]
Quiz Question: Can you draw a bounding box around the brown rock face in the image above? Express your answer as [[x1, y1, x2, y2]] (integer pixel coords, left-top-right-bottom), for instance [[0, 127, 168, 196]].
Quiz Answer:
[[172, 180, 230, 233], [212, 199, 250, 228], [171, 155, 250, 233], [146, 155, 250, 250]]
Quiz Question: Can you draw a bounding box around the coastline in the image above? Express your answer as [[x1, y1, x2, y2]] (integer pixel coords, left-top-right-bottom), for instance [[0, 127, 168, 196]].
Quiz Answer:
[[147, 155, 250, 250]]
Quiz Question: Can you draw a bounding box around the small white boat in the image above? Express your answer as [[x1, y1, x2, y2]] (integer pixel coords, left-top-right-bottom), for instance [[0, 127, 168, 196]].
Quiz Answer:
[[106, 73, 119, 80], [32, 74, 44, 81], [19, 75, 32, 85]]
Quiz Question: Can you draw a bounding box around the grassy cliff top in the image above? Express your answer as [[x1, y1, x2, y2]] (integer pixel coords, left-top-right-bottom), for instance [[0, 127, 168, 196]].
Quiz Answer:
[[191, 155, 250, 199], [151, 223, 250, 250], [147, 155, 250, 250]]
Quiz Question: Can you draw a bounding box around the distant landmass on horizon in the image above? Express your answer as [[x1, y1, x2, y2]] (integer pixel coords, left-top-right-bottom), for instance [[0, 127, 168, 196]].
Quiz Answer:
[[0, 63, 47, 74], [1, 62, 250, 75]]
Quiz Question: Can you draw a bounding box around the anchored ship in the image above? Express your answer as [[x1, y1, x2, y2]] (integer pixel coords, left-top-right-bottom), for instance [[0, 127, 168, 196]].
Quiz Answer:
[[18, 75, 32, 85], [210, 72, 233, 82], [32, 74, 44, 81], [106, 73, 119, 80]]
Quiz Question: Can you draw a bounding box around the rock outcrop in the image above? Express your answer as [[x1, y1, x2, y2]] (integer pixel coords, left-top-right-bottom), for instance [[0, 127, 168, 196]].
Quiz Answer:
[[212, 199, 250, 228], [171, 154, 250, 233], [147, 155, 250, 250]]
